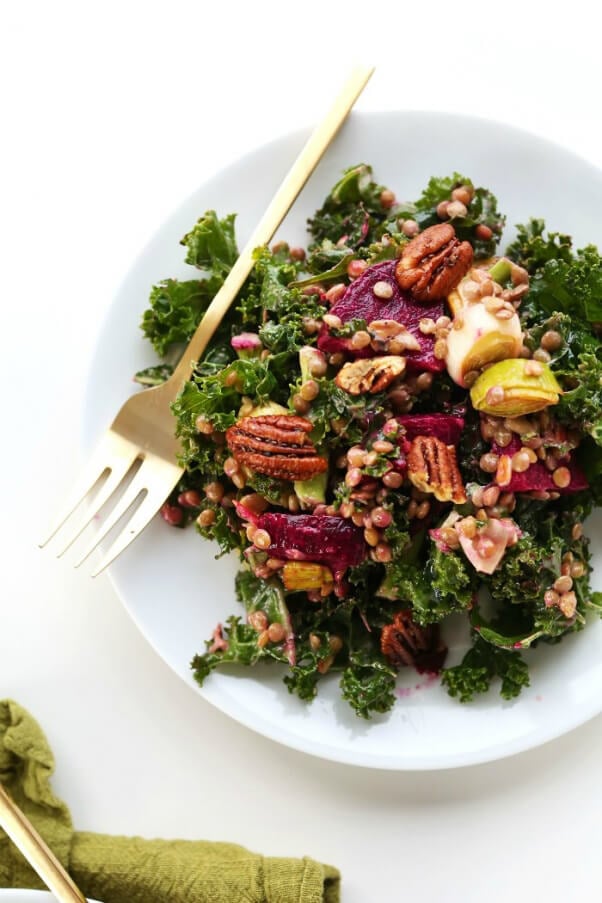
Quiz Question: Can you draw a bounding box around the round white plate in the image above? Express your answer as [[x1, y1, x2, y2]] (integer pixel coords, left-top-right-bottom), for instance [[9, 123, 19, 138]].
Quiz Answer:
[[82, 111, 602, 770]]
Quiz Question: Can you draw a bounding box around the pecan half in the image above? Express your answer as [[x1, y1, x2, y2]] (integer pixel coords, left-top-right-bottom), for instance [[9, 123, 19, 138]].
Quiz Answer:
[[226, 415, 327, 481], [407, 435, 466, 503], [335, 355, 406, 395], [381, 610, 447, 671], [395, 223, 473, 302]]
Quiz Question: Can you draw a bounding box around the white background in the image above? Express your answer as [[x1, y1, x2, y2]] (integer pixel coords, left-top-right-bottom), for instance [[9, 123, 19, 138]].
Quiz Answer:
[[1, 2, 601, 900]]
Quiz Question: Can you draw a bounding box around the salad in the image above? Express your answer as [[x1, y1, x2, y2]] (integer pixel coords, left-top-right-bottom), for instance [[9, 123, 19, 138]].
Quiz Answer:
[[136, 165, 602, 719]]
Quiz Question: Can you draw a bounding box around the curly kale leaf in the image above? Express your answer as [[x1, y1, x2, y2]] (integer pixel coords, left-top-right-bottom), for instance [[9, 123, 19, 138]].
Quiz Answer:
[[180, 210, 238, 275], [141, 278, 221, 357], [506, 218, 573, 273], [307, 164, 389, 249], [340, 654, 397, 719], [406, 173, 505, 258], [195, 504, 245, 557], [191, 615, 287, 686], [557, 351, 602, 445], [133, 363, 174, 386], [307, 378, 387, 446], [414, 546, 476, 624], [525, 245, 602, 324], [441, 633, 530, 703]]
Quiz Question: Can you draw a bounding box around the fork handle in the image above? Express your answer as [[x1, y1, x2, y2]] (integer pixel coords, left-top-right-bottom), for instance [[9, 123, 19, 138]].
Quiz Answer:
[[170, 64, 374, 385], [0, 783, 88, 902]]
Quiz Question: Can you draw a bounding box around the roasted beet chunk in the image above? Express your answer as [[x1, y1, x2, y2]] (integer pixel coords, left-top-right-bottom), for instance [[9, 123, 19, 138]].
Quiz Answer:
[[491, 437, 588, 493], [256, 512, 366, 574], [317, 260, 445, 372], [397, 414, 465, 446]]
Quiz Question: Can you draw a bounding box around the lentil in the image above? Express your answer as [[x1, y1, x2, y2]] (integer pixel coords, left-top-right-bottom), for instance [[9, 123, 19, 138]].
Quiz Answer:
[[373, 280, 394, 299], [553, 575, 573, 594], [253, 529, 272, 550], [248, 610, 269, 631]]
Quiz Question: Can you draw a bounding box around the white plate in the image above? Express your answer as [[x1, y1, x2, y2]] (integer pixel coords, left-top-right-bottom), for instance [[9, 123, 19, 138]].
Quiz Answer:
[[82, 111, 602, 770]]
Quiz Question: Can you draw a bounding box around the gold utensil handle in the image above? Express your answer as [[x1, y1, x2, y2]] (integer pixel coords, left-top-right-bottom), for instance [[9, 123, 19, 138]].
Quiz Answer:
[[171, 64, 374, 384], [0, 783, 87, 902]]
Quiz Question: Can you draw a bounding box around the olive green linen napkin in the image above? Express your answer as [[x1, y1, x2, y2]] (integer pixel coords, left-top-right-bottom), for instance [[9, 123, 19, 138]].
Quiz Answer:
[[0, 700, 340, 902]]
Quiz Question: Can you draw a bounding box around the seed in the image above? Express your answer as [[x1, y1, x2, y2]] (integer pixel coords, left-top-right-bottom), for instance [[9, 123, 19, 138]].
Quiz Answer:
[[372, 440, 394, 455], [524, 360, 544, 377], [317, 654, 335, 674], [496, 308, 515, 320], [523, 447, 538, 464], [371, 507, 392, 528], [512, 450, 532, 473], [416, 500, 431, 519], [178, 489, 202, 508], [289, 246, 306, 262], [205, 481, 225, 503], [493, 428, 512, 447], [248, 610, 269, 632], [328, 353, 345, 367], [533, 348, 552, 363], [339, 502, 354, 519], [239, 493, 269, 515], [373, 542, 392, 563], [453, 314, 465, 330], [196, 508, 216, 527], [160, 503, 183, 526], [267, 558, 285, 570], [401, 219, 419, 237], [480, 421, 495, 441], [329, 635, 344, 654], [447, 200, 468, 219], [302, 317, 320, 335], [346, 467, 363, 488], [544, 589, 559, 607], [559, 591, 577, 618], [380, 188, 396, 208], [416, 373, 434, 393], [436, 200, 449, 219], [471, 486, 484, 509], [571, 561, 586, 579], [253, 529, 272, 550], [484, 296, 504, 313], [434, 338, 448, 360], [373, 280, 394, 299], [364, 527, 380, 546], [322, 313, 342, 330], [540, 330, 564, 352], [347, 447, 367, 468], [383, 471, 403, 489], [239, 398, 254, 417], [476, 537, 496, 558], [365, 451, 379, 466], [486, 385, 505, 406], [308, 354, 328, 378], [309, 633, 321, 651], [480, 453, 500, 473], [572, 523, 583, 540], [301, 285, 323, 296], [350, 330, 372, 350], [223, 457, 240, 477], [271, 240, 289, 254], [288, 494, 300, 513], [475, 223, 493, 241], [324, 282, 346, 305], [246, 524, 257, 542], [439, 526, 461, 550], [300, 379, 320, 402], [482, 486, 500, 507], [451, 186, 473, 206], [224, 370, 241, 388], [552, 466, 571, 488], [195, 415, 214, 435], [419, 318, 436, 335], [495, 456, 512, 486], [292, 394, 310, 415], [554, 575, 573, 594], [458, 516, 477, 539], [351, 511, 365, 527], [267, 622, 286, 643], [347, 259, 368, 279]]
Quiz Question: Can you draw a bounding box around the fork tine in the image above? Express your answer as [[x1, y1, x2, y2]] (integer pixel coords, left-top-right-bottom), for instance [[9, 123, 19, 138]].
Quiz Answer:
[[74, 467, 151, 569], [38, 434, 141, 549], [90, 482, 170, 577]]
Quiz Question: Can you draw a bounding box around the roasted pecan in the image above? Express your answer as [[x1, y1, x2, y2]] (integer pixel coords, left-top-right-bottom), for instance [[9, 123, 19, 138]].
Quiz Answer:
[[226, 415, 327, 481], [381, 610, 447, 671], [407, 435, 466, 503], [335, 355, 406, 395], [395, 223, 473, 302]]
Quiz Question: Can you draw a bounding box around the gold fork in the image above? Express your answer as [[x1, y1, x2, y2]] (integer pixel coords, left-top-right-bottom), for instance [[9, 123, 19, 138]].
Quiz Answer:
[[40, 65, 374, 576]]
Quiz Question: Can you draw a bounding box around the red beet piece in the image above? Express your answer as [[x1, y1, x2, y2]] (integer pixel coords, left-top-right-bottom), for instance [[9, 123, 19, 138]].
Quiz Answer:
[[256, 513, 366, 574], [316, 260, 445, 373], [491, 437, 588, 493], [397, 414, 465, 446]]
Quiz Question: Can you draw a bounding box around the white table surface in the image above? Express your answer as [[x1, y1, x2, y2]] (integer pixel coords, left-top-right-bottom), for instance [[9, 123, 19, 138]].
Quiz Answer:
[[2, 2, 601, 900]]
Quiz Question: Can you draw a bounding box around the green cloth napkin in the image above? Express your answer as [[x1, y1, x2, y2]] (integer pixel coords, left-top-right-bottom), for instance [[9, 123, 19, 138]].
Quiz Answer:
[[0, 700, 340, 902]]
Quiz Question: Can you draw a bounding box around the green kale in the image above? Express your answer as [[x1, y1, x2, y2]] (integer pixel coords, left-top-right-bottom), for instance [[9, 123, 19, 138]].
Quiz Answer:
[[441, 633, 530, 702], [306, 378, 387, 446], [195, 504, 245, 557], [191, 615, 287, 686], [340, 654, 397, 719], [133, 363, 174, 386], [556, 351, 602, 445], [505, 218, 573, 273], [403, 173, 505, 258], [141, 278, 222, 357], [525, 244, 602, 325], [417, 546, 476, 624], [180, 210, 238, 275], [235, 571, 292, 625], [307, 164, 389, 249]]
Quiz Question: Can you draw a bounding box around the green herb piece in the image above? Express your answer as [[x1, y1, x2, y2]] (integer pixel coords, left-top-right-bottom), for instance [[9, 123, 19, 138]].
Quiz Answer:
[[506, 218, 573, 273], [133, 363, 174, 386], [441, 633, 530, 703], [180, 210, 238, 275]]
